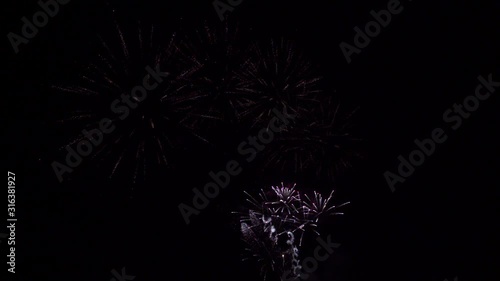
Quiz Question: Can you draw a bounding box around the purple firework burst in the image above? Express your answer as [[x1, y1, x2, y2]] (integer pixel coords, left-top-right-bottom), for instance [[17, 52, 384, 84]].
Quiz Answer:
[[236, 183, 349, 281]]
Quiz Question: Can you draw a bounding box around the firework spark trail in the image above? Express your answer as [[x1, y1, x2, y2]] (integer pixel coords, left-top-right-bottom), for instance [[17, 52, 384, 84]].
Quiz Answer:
[[236, 183, 349, 280]]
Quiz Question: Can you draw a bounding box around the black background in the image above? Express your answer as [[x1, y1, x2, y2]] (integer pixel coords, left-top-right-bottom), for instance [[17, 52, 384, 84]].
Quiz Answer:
[[2, 0, 500, 280]]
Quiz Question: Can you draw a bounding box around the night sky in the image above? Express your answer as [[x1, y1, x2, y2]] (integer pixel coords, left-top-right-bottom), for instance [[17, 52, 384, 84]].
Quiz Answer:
[[3, 0, 500, 281]]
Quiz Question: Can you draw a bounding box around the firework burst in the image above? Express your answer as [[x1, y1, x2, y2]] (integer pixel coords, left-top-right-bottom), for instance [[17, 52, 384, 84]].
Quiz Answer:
[[235, 38, 324, 128], [236, 183, 349, 280], [51, 15, 206, 184], [263, 94, 362, 181]]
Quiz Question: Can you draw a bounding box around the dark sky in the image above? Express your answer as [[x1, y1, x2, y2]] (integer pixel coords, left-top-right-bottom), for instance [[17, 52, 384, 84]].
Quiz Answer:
[[3, 0, 500, 281]]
